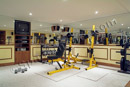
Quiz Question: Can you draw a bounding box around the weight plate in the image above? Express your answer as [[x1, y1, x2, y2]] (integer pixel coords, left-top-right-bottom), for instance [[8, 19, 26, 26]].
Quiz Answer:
[[120, 57, 125, 70]]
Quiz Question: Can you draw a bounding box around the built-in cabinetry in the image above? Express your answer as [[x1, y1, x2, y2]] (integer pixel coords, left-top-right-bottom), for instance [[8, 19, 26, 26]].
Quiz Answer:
[[15, 20, 31, 64]]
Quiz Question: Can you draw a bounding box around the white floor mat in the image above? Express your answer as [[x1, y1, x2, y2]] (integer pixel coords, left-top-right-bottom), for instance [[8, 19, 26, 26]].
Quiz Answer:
[[77, 68, 108, 81], [31, 63, 83, 82]]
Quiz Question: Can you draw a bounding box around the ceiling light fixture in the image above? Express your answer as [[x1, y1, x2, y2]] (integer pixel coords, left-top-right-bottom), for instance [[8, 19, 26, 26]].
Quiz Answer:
[[60, 19, 63, 22], [95, 11, 98, 14], [80, 24, 82, 26], [121, 24, 124, 26], [128, 27, 130, 29], [63, 0, 67, 1], [40, 24, 42, 26], [4, 25, 6, 27], [29, 12, 32, 16]]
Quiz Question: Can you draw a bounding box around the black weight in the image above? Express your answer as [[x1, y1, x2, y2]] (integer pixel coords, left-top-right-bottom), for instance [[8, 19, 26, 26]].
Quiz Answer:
[[120, 57, 125, 70], [124, 60, 130, 71], [14, 69, 18, 74], [120, 49, 125, 55], [120, 39, 123, 46]]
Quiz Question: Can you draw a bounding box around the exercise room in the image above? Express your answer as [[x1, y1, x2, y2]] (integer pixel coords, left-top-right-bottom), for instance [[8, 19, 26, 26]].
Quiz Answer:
[[0, 0, 130, 87]]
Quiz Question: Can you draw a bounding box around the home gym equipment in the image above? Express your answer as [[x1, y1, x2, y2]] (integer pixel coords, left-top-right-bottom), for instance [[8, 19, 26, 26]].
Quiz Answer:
[[66, 28, 81, 63], [104, 28, 108, 45], [46, 34, 80, 75], [84, 30, 89, 45], [49, 33, 57, 45], [7, 36, 11, 44], [41, 45, 58, 62], [13, 62, 31, 74], [116, 42, 130, 74], [85, 25, 98, 70]]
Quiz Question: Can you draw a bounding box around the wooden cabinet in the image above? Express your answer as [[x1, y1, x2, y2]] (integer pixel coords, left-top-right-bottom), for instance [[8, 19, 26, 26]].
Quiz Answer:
[[14, 20, 31, 64], [15, 51, 30, 64]]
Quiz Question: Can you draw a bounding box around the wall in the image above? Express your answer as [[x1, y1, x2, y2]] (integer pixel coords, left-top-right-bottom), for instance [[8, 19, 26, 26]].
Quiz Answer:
[[0, 45, 15, 65], [31, 44, 130, 67]]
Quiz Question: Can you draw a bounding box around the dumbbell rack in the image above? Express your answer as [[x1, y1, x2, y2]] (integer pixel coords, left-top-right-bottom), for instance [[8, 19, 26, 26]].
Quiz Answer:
[[40, 45, 58, 63]]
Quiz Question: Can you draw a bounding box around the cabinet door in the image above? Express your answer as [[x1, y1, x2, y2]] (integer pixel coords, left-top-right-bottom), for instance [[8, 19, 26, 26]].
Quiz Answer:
[[22, 51, 30, 62], [15, 51, 22, 64]]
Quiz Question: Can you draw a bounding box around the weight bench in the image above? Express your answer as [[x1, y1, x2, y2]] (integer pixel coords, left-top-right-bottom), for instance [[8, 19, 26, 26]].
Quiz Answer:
[[47, 36, 80, 75]]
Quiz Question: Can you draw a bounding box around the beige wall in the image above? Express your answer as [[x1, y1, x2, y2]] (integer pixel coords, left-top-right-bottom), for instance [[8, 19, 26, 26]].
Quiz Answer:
[[1, 43, 129, 66], [0, 45, 15, 64], [30, 44, 126, 65], [72, 45, 125, 65]]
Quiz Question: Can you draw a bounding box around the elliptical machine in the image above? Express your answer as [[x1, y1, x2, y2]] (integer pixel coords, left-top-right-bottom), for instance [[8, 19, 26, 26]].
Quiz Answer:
[[116, 42, 130, 74]]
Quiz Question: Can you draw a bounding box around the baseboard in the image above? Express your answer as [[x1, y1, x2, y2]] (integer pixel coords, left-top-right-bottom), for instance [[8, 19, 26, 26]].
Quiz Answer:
[[97, 62, 120, 68], [30, 58, 48, 62], [0, 62, 15, 67], [0, 59, 120, 68]]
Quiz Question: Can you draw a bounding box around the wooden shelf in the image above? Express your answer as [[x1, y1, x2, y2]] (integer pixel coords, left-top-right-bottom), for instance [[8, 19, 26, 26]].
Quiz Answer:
[[15, 39, 29, 40], [15, 34, 30, 36], [15, 43, 29, 44], [15, 47, 29, 48]]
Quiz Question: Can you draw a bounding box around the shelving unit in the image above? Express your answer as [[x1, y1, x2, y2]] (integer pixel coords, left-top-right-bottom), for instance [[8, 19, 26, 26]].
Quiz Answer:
[[15, 20, 31, 64]]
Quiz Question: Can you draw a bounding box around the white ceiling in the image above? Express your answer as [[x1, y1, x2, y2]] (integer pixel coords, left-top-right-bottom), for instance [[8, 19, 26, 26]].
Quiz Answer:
[[0, 0, 130, 33]]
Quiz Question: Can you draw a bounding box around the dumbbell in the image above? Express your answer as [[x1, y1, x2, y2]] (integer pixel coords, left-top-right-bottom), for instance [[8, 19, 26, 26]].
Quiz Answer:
[[43, 51, 48, 55], [14, 67, 22, 74], [48, 50, 52, 55]]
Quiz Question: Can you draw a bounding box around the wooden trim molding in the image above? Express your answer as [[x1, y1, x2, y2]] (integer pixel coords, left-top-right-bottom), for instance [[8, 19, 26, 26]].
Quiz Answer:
[[32, 47, 41, 57], [71, 44, 119, 46], [93, 47, 108, 60], [0, 44, 14, 46], [0, 62, 14, 67], [73, 47, 88, 58], [110, 48, 121, 61], [97, 62, 120, 68], [0, 48, 12, 60]]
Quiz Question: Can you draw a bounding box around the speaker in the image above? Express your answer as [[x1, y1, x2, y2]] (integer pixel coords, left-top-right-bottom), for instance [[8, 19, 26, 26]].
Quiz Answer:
[[51, 26, 60, 31], [62, 27, 69, 32], [11, 32, 13, 35]]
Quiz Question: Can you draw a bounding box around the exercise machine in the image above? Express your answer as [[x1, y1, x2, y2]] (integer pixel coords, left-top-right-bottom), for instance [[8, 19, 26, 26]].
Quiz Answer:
[[46, 36, 80, 75], [116, 42, 130, 74], [84, 30, 89, 45], [104, 28, 108, 45], [66, 28, 81, 63], [85, 25, 98, 70]]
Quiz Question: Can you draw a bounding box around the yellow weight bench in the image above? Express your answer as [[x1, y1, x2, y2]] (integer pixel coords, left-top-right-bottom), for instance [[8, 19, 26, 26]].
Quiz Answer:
[[47, 36, 80, 75]]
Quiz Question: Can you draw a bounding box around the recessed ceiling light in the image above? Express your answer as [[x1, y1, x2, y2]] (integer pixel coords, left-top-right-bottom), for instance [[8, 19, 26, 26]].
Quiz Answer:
[[4, 25, 6, 27], [40, 24, 42, 26], [29, 12, 32, 16], [95, 11, 98, 14], [80, 24, 82, 26], [128, 27, 130, 29], [60, 19, 63, 22], [61, 26, 64, 29], [121, 24, 124, 26], [63, 0, 68, 1]]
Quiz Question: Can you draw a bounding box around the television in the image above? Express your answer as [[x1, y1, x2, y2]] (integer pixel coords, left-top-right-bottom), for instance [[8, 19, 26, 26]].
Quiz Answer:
[[15, 20, 30, 35]]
